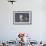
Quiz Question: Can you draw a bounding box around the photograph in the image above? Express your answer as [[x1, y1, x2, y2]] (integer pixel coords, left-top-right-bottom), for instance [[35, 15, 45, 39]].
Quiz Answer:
[[13, 11, 32, 25]]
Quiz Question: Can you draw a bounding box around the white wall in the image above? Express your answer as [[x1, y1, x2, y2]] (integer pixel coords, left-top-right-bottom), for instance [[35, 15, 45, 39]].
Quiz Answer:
[[0, 0, 46, 41]]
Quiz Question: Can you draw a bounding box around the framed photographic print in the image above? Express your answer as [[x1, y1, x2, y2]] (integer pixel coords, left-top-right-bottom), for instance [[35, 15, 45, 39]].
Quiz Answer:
[[13, 11, 32, 25]]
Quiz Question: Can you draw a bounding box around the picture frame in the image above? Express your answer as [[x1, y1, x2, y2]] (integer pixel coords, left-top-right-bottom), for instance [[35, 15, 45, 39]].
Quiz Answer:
[[13, 11, 32, 25]]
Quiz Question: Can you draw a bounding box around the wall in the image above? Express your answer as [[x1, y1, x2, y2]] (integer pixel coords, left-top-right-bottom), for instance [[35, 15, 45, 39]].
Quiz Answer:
[[0, 0, 46, 42]]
